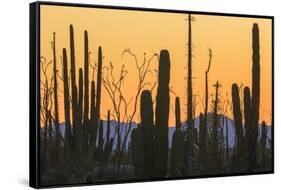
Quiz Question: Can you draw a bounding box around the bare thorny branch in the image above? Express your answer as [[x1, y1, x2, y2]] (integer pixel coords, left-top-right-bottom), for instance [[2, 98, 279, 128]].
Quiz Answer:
[[102, 49, 158, 156], [40, 57, 54, 128]]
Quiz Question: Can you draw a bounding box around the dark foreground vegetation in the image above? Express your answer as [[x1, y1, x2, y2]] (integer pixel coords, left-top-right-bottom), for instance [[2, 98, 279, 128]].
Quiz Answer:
[[40, 15, 272, 186]]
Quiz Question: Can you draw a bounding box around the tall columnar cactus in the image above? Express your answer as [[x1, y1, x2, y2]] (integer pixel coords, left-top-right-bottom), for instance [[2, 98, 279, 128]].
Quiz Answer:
[[77, 68, 84, 146], [154, 49, 171, 177], [62, 48, 72, 145], [140, 90, 154, 177], [175, 97, 181, 129], [83, 30, 89, 133], [70, 25, 78, 140], [185, 14, 196, 176], [98, 119, 104, 160], [89, 80, 95, 146], [170, 97, 184, 177], [187, 14, 193, 128], [131, 125, 145, 178], [52, 33, 60, 144], [248, 23, 260, 172], [225, 115, 230, 163], [231, 83, 244, 171], [92, 46, 103, 146], [244, 87, 251, 153]]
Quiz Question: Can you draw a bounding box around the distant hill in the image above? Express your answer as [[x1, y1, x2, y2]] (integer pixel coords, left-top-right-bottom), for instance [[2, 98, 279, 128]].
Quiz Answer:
[[50, 113, 271, 150]]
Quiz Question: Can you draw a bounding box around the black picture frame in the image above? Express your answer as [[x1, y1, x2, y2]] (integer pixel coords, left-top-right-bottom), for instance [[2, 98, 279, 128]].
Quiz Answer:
[[30, 1, 274, 188]]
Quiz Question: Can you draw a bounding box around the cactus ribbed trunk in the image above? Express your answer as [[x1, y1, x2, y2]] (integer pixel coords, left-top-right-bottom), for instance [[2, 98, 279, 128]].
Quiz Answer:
[[69, 25, 78, 142], [185, 14, 195, 176], [89, 81, 95, 147], [155, 49, 170, 177], [140, 90, 154, 177], [175, 97, 181, 129], [170, 97, 184, 177], [225, 115, 230, 163], [248, 23, 260, 172], [98, 119, 104, 160], [231, 83, 244, 171], [187, 14, 193, 128], [83, 30, 89, 137], [52, 33, 60, 144], [92, 46, 102, 146], [78, 68, 83, 147], [131, 125, 145, 178], [47, 111, 53, 141], [62, 48, 72, 144], [244, 86, 251, 156]]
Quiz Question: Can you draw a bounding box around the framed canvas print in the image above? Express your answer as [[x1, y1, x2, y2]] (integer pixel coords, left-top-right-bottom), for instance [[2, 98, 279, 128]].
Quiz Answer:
[[29, 1, 274, 188]]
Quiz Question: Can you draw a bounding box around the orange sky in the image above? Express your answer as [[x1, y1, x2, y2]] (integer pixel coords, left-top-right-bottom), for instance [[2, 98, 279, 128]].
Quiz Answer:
[[40, 5, 272, 127]]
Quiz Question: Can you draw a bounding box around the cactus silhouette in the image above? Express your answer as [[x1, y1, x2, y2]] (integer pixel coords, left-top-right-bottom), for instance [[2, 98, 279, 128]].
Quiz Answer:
[[175, 97, 181, 129], [170, 97, 184, 177], [51, 32, 60, 146], [77, 68, 84, 147], [83, 30, 89, 137], [62, 48, 72, 145], [187, 14, 193, 127], [92, 46, 103, 146], [248, 23, 260, 172], [225, 115, 230, 165], [185, 14, 196, 176], [39, 19, 271, 185], [69, 25, 78, 142], [98, 119, 104, 161], [231, 83, 244, 171], [140, 90, 154, 177], [89, 80, 95, 147], [244, 86, 251, 156], [155, 49, 171, 177], [131, 125, 145, 178]]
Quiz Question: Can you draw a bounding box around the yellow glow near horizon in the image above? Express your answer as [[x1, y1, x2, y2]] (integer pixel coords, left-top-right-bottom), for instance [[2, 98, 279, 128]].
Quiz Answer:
[[40, 5, 272, 127]]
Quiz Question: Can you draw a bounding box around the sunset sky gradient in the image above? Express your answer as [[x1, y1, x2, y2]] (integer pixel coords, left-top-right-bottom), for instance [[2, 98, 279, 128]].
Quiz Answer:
[[40, 5, 272, 127]]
